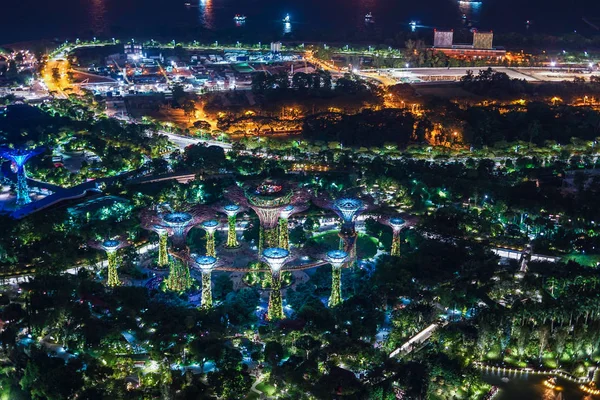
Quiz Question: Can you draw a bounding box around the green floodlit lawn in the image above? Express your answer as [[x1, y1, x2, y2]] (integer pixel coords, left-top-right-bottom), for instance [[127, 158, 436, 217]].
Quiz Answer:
[[562, 253, 600, 267], [310, 231, 379, 259], [255, 382, 277, 396]]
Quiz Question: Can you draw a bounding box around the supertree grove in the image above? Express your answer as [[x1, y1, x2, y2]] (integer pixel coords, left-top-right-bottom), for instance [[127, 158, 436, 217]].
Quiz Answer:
[[326, 250, 347, 307], [261, 247, 290, 321], [201, 219, 219, 257], [0, 147, 44, 206], [89, 238, 130, 287], [191, 255, 218, 309], [141, 205, 212, 292]]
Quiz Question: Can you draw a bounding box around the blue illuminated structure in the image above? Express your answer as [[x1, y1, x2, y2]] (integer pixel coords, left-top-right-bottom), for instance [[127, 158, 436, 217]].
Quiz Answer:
[[326, 250, 347, 307], [162, 212, 193, 239], [333, 198, 364, 224], [262, 247, 290, 320], [0, 147, 43, 206], [194, 255, 218, 308], [326, 250, 348, 268]]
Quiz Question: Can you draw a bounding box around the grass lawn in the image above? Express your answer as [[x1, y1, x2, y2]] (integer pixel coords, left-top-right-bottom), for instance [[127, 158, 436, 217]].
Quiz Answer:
[[562, 253, 600, 267], [309, 231, 379, 259], [255, 382, 277, 396]]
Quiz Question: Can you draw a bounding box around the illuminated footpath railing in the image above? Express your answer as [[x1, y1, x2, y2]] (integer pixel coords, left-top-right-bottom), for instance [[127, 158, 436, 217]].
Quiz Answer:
[[473, 362, 592, 384]]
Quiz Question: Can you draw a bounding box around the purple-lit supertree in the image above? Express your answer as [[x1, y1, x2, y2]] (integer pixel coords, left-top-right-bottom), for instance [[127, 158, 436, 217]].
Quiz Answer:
[[89, 238, 130, 287], [214, 203, 247, 249], [326, 250, 347, 307], [261, 247, 290, 321], [0, 147, 44, 206], [278, 203, 309, 250], [190, 255, 218, 309], [141, 205, 211, 291]]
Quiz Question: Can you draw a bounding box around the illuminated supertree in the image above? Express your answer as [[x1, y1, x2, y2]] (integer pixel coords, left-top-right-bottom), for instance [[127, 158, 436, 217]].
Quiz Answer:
[[379, 213, 415, 257], [141, 205, 211, 291], [89, 238, 130, 287], [0, 147, 44, 206], [314, 195, 374, 265], [153, 225, 169, 267], [262, 247, 290, 321], [278, 203, 309, 250], [326, 250, 347, 307], [201, 219, 219, 257], [387, 217, 406, 257], [191, 255, 218, 309], [226, 180, 309, 253], [215, 203, 245, 248]]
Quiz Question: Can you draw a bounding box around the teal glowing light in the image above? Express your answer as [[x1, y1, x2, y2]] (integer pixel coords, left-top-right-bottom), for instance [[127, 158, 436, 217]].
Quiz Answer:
[[333, 198, 363, 223], [195, 255, 217, 270], [0, 147, 43, 206]]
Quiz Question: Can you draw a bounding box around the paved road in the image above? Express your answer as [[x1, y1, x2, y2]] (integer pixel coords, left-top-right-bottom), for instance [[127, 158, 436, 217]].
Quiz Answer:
[[163, 132, 233, 151], [384, 67, 539, 82]]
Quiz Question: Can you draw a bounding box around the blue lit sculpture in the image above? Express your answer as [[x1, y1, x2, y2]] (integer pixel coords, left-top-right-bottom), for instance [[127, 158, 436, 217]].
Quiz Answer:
[[0, 147, 44, 206]]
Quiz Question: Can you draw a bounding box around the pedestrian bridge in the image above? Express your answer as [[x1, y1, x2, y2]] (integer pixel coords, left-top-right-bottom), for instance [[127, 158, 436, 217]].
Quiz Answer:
[[492, 247, 560, 263]]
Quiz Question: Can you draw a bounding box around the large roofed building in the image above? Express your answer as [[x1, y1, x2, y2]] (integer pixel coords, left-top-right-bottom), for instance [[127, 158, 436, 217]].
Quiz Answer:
[[431, 29, 506, 60]]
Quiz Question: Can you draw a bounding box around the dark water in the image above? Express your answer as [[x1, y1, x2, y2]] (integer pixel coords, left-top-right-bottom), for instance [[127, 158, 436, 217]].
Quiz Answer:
[[483, 373, 595, 400], [1, 0, 599, 45]]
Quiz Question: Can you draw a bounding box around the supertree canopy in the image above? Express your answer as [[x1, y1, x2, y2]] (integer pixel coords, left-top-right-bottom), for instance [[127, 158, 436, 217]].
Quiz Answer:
[[192, 255, 218, 309], [201, 219, 219, 257], [262, 247, 290, 321], [226, 180, 309, 253], [333, 198, 365, 225], [246, 180, 293, 252], [326, 250, 347, 307], [89, 238, 130, 287], [0, 147, 44, 206]]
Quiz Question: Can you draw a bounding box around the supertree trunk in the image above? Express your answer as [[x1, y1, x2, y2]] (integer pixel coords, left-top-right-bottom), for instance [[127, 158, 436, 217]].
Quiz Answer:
[[268, 271, 284, 321], [328, 265, 342, 307], [16, 164, 31, 206], [158, 232, 169, 267], [339, 230, 357, 267], [279, 217, 289, 250], [262, 227, 279, 252], [391, 231, 401, 257], [206, 233, 216, 257], [201, 270, 212, 308], [106, 251, 121, 287], [226, 215, 238, 248], [165, 258, 192, 292]]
